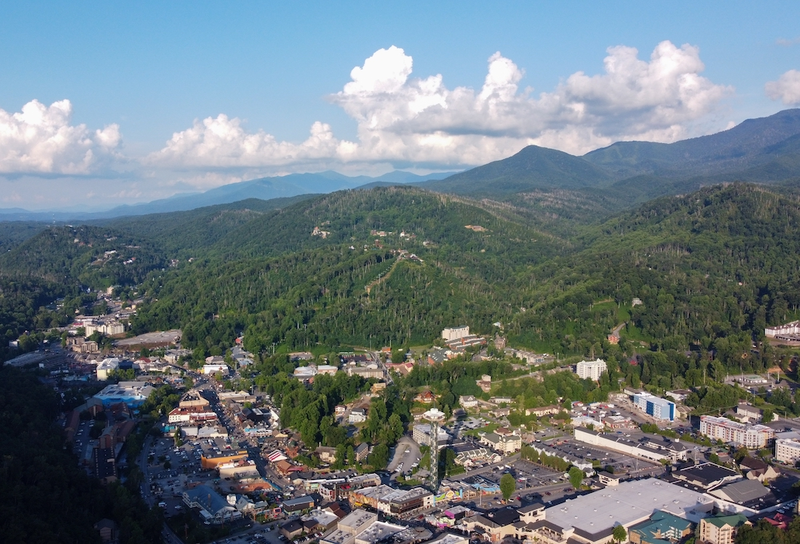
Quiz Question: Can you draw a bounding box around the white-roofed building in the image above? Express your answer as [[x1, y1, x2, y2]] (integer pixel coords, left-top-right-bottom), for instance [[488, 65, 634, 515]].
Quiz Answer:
[[527, 479, 712, 544], [202, 363, 229, 375], [96, 357, 120, 380]]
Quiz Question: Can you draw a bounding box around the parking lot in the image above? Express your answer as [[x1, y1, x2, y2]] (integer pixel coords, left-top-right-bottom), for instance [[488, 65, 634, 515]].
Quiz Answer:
[[469, 459, 567, 493]]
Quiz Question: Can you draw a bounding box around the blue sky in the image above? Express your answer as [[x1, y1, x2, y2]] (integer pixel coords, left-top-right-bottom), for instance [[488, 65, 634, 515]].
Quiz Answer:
[[1, 1, 799, 210]]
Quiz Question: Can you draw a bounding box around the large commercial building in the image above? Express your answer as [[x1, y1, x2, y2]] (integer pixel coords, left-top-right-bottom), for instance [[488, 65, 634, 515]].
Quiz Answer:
[[525, 479, 712, 544], [699, 415, 775, 449], [574, 427, 691, 463], [633, 392, 675, 422], [575, 359, 607, 381], [183, 484, 240, 524]]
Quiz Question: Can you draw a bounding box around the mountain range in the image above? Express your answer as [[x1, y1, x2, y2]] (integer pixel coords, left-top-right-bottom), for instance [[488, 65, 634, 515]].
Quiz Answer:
[[419, 108, 800, 208], [3, 109, 800, 222]]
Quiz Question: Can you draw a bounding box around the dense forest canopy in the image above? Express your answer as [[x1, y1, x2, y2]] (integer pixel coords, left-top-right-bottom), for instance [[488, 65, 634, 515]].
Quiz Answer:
[[2, 184, 800, 385]]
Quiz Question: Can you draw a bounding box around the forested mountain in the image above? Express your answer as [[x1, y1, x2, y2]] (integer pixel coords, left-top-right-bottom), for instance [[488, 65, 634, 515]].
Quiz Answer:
[[420, 109, 800, 218], [0, 170, 458, 221], [0, 225, 165, 289], [107, 182, 800, 384], [3, 114, 800, 390], [420, 145, 613, 196], [128, 186, 565, 353], [99, 195, 315, 257]]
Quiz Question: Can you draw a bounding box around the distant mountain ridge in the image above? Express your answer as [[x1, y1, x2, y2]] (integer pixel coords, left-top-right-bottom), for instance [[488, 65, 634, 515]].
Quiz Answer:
[[417, 108, 800, 213], [0, 170, 458, 222], [3, 108, 800, 222], [583, 108, 800, 179]]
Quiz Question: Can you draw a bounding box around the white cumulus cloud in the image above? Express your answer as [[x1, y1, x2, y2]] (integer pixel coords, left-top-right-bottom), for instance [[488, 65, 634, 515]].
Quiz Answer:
[[0, 99, 122, 174], [765, 69, 800, 105], [152, 40, 731, 175], [148, 114, 348, 169]]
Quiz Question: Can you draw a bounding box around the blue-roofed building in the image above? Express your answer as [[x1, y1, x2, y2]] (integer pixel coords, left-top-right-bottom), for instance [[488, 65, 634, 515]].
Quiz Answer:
[[183, 485, 240, 524], [633, 392, 675, 421], [628, 510, 694, 544]]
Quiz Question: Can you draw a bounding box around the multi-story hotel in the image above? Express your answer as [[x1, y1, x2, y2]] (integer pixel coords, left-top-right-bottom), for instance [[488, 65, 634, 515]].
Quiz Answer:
[[699, 415, 774, 449]]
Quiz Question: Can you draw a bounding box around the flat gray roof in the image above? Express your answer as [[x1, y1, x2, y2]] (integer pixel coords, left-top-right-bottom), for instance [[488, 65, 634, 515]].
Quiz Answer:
[[543, 479, 710, 535]]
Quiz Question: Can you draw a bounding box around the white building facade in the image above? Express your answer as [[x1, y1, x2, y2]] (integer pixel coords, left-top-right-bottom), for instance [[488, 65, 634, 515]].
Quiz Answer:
[[575, 358, 607, 381], [775, 437, 800, 464]]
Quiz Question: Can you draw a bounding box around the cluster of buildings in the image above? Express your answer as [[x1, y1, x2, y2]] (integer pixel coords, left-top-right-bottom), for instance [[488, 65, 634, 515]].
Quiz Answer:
[[456, 477, 759, 544], [65, 389, 142, 484], [288, 353, 385, 383], [71, 315, 126, 337]]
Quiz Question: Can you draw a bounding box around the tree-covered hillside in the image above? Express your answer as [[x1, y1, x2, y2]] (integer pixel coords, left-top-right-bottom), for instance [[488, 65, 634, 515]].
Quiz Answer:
[[3, 182, 800, 388], [129, 187, 565, 354], [121, 182, 800, 382], [0, 225, 165, 289], [507, 184, 800, 367]]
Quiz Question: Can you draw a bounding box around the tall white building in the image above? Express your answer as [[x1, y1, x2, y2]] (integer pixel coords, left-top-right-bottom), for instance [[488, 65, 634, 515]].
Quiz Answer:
[[575, 358, 607, 381], [442, 326, 470, 342]]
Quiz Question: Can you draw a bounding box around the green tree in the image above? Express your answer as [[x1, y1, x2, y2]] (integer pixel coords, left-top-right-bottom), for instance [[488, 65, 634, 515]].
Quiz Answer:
[[612, 524, 626, 544], [762, 408, 774, 423], [568, 466, 584, 489], [500, 473, 516, 501], [369, 443, 389, 469]]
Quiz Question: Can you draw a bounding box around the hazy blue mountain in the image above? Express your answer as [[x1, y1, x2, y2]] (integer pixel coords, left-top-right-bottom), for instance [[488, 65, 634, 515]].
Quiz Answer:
[[0, 170, 458, 222], [583, 108, 800, 178]]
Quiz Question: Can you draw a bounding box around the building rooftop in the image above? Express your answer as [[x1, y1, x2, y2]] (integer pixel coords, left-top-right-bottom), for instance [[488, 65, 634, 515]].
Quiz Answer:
[[542, 479, 710, 537], [424, 534, 468, 544], [338, 509, 378, 532], [185, 484, 232, 515], [674, 462, 739, 489], [283, 495, 316, 508], [628, 509, 692, 538], [709, 479, 771, 505], [354, 521, 404, 544], [518, 502, 546, 514], [703, 513, 749, 529]]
